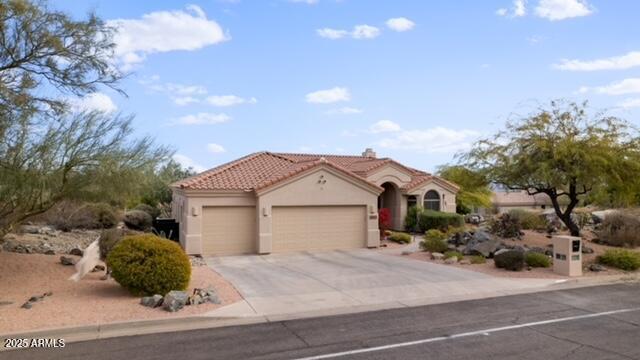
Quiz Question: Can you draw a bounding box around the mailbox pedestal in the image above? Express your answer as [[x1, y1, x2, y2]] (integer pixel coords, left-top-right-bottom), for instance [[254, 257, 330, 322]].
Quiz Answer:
[[552, 235, 582, 276]]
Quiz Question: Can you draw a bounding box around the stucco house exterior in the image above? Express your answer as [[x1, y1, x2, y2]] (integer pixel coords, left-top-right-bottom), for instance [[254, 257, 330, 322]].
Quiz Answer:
[[171, 149, 459, 256], [492, 187, 552, 213]]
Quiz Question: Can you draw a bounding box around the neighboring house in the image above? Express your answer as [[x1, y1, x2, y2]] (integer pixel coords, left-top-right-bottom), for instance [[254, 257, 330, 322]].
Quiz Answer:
[[171, 148, 459, 256], [492, 185, 552, 213]]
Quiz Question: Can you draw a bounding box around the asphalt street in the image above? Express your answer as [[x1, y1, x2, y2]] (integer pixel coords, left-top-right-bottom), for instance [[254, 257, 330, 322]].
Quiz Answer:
[[5, 283, 640, 360]]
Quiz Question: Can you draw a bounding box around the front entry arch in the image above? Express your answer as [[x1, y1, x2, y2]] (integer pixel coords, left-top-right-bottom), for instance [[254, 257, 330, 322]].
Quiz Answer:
[[378, 182, 402, 230]]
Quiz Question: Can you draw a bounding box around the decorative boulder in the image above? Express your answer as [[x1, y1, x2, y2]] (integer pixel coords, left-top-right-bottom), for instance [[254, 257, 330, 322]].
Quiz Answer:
[[589, 264, 607, 272], [60, 256, 76, 266], [69, 248, 83, 256], [582, 246, 595, 254], [141, 294, 164, 308], [444, 257, 458, 265], [163, 291, 188, 312], [463, 231, 501, 258], [431, 252, 445, 260]]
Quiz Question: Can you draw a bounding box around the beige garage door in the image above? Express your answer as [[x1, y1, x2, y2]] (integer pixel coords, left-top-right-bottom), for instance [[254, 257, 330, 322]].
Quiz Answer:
[[202, 206, 256, 255], [272, 206, 366, 252]]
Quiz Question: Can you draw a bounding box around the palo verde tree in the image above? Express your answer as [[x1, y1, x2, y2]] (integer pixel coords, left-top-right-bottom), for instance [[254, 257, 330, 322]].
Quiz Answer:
[[463, 100, 640, 236], [0, 0, 121, 119], [0, 110, 171, 236], [437, 165, 492, 214]]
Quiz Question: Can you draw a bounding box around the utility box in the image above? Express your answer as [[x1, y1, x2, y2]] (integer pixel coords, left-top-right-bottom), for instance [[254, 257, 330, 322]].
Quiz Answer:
[[552, 235, 582, 276]]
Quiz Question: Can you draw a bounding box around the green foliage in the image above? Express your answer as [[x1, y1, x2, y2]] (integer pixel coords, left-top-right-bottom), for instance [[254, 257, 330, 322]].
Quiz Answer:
[[463, 100, 640, 236], [403, 205, 422, 231], [469, 255, 486, 264], [444, 251, 463, 260], [99, 228, 124, 260], [0, 0, 122, 119], [420, 230, 449, 253], [524, 252, 551, 268], [417, 210, 464, 232], [489, 213, 522, 238], [107, 234, 191, 296], [133, 204, 160, 220], [494, 251, 525, 271], [388, 232, 412, 244], [508, 209, 548, 231], [598, 249, 640, 271], [437, 165, 492, 214], [598, 212, 640, 248], [123, 210, 153, 231], [139, 159, 197, 207]]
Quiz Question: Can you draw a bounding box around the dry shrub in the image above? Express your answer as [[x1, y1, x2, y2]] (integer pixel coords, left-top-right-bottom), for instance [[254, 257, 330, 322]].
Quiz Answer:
[[598, 211, 640, 248]]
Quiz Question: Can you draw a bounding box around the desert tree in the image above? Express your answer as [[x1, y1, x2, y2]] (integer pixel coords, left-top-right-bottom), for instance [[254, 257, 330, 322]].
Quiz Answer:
[[463, 100, 640, 236], [0, 110, 171, 236], [437, 165, 492, 214]]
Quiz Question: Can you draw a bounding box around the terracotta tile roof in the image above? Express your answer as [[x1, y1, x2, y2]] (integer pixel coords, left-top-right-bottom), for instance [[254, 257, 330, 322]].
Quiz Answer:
[[172, 151, 454, 192]]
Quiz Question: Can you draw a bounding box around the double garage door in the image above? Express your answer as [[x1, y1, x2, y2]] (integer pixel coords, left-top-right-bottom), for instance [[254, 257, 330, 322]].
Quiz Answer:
[[201, 205, 366, 255]]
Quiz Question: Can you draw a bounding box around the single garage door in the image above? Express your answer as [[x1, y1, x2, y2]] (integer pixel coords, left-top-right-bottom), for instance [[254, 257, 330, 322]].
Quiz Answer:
[[202, 206, 256, 255], [272, 206, 366, 252]]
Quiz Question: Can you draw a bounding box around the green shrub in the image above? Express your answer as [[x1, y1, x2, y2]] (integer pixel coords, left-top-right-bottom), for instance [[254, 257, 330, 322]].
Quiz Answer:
[[494, 251, 525, 271], [469, 255, 486, 264], [107, 234, 191, 295], [524, 252, 551, 268], [133, 203, 160, 220], [388, 232, 412, 244], [508, 210, 548, 231], [88, 203, 119, 229], [598, 212, 640, 248], [420, 230, 449, 253], [425, 229, 447, 241], [598, 249, 640, 271], [124, 210, 152, 231], [417, 210, 464, 232], [444, 251, 463, 260], [403, 206, 422, 231], [489, 212, 522, 238]]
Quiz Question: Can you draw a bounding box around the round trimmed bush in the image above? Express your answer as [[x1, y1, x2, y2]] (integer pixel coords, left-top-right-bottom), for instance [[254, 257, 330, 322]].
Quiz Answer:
[[420, 229, 448, 253], [470, 255, 486, 264], [107, 234, 191, 296], [88, 203, 119, 229], [525, 252, 551, 268], [124, 210, 153, 231], [444, 251, 463, 260], [494, 250, 525, 271], [388, 232, 412, 244]]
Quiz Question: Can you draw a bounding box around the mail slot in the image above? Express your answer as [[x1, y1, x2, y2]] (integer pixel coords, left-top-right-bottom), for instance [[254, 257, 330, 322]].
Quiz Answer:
[[552, 235, 582, 276]]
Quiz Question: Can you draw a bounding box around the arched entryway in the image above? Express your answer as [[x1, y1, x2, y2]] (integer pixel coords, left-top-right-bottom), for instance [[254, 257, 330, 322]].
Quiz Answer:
[[378, 182, 402, 230]]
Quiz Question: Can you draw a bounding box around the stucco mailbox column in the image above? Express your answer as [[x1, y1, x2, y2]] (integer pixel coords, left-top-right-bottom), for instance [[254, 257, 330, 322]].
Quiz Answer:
[[552, 235, 582, 276]]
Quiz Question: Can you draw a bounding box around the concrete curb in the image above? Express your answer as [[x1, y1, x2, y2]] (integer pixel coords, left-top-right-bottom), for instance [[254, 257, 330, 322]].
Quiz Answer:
[[1, 272, 638, 351]]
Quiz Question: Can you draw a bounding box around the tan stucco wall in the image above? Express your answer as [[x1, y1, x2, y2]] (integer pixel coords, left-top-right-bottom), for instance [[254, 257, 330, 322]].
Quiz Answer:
[[366, 164, 458, 231], [256, 167, 381, 254]]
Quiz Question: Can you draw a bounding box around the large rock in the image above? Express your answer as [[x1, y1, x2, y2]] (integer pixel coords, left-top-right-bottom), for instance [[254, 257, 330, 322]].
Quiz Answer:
[[589, 264, 607, 272], [60, 256, 75, 266], [431, 252, 444, 260], [463, 231, 501, 257], [592, 210, 615, 224], [163, 291, 188, 312], [141, 294, 164, 308], [444, 257, 458, 265], [69, 248, 83, 256], [20, 225, 40, 234]]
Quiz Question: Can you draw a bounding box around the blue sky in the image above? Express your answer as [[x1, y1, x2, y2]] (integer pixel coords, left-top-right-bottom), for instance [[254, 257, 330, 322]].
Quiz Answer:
[[54, 0, 640, 173]]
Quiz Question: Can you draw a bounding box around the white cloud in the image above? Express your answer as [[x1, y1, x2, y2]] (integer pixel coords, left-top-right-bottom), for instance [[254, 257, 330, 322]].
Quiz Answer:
[[173, 154, 206, 172], [534, 0, 593, 21], [172, 112, 231, 125], [206, 143, 226, 153], [377, 127, 481, 154], [306, 87, 350, 103], [581, 78, 640, 95], [496, 0, 527, 18], [109, 5, 228, 69], [352, 25, 380, 39], [618, 98, 640, 109], [385, 17, 415, 32], [326, 107, 363, 115], [206, 95, 257, 107], [70, 92, 117, 113], [369, 120, 401, 134], [318, 25, 380, 40], [173, 96, 200, 106], [554, 51, 640, 71], [316, 28, 349, 39]]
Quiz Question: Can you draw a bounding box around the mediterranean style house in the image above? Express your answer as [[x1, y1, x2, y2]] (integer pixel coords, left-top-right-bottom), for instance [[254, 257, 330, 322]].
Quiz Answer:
[[171, 149, 459, 256]]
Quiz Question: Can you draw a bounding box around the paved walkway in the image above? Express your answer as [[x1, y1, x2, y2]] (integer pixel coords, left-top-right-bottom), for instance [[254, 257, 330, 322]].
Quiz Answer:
[[206, 248, 559, 318]]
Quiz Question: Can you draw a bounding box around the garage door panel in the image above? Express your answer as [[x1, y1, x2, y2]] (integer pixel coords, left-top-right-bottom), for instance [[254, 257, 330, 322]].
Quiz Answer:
[[272, 206, 366, 252], [202, 206, 256, 255]]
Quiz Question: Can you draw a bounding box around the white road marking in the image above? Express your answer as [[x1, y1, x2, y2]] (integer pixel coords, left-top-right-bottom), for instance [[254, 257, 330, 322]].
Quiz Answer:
[[293, 307, 640, 360]]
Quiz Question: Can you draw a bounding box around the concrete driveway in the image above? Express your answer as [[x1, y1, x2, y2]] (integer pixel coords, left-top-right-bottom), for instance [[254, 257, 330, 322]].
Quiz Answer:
[[206, 249, 558, 318]]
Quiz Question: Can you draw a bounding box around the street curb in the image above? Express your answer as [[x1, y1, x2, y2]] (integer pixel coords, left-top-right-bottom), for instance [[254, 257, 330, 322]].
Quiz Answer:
[[1, 273, 638, 351]]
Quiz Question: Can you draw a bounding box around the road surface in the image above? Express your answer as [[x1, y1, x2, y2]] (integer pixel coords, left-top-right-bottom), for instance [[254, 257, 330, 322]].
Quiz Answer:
[[5, 283, 640, 360]]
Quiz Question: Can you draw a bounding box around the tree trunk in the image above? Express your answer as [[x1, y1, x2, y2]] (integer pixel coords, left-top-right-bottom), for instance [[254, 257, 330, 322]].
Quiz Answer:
[[549, 193, 581, 237]]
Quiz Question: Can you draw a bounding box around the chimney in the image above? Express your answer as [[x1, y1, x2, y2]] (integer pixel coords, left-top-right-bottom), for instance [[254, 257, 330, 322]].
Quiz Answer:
[[362, 148, 376, 158]]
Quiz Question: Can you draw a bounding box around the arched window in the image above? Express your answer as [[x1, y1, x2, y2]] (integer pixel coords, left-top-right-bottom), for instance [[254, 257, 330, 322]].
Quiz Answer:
[[423, 190, 440, 211]]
